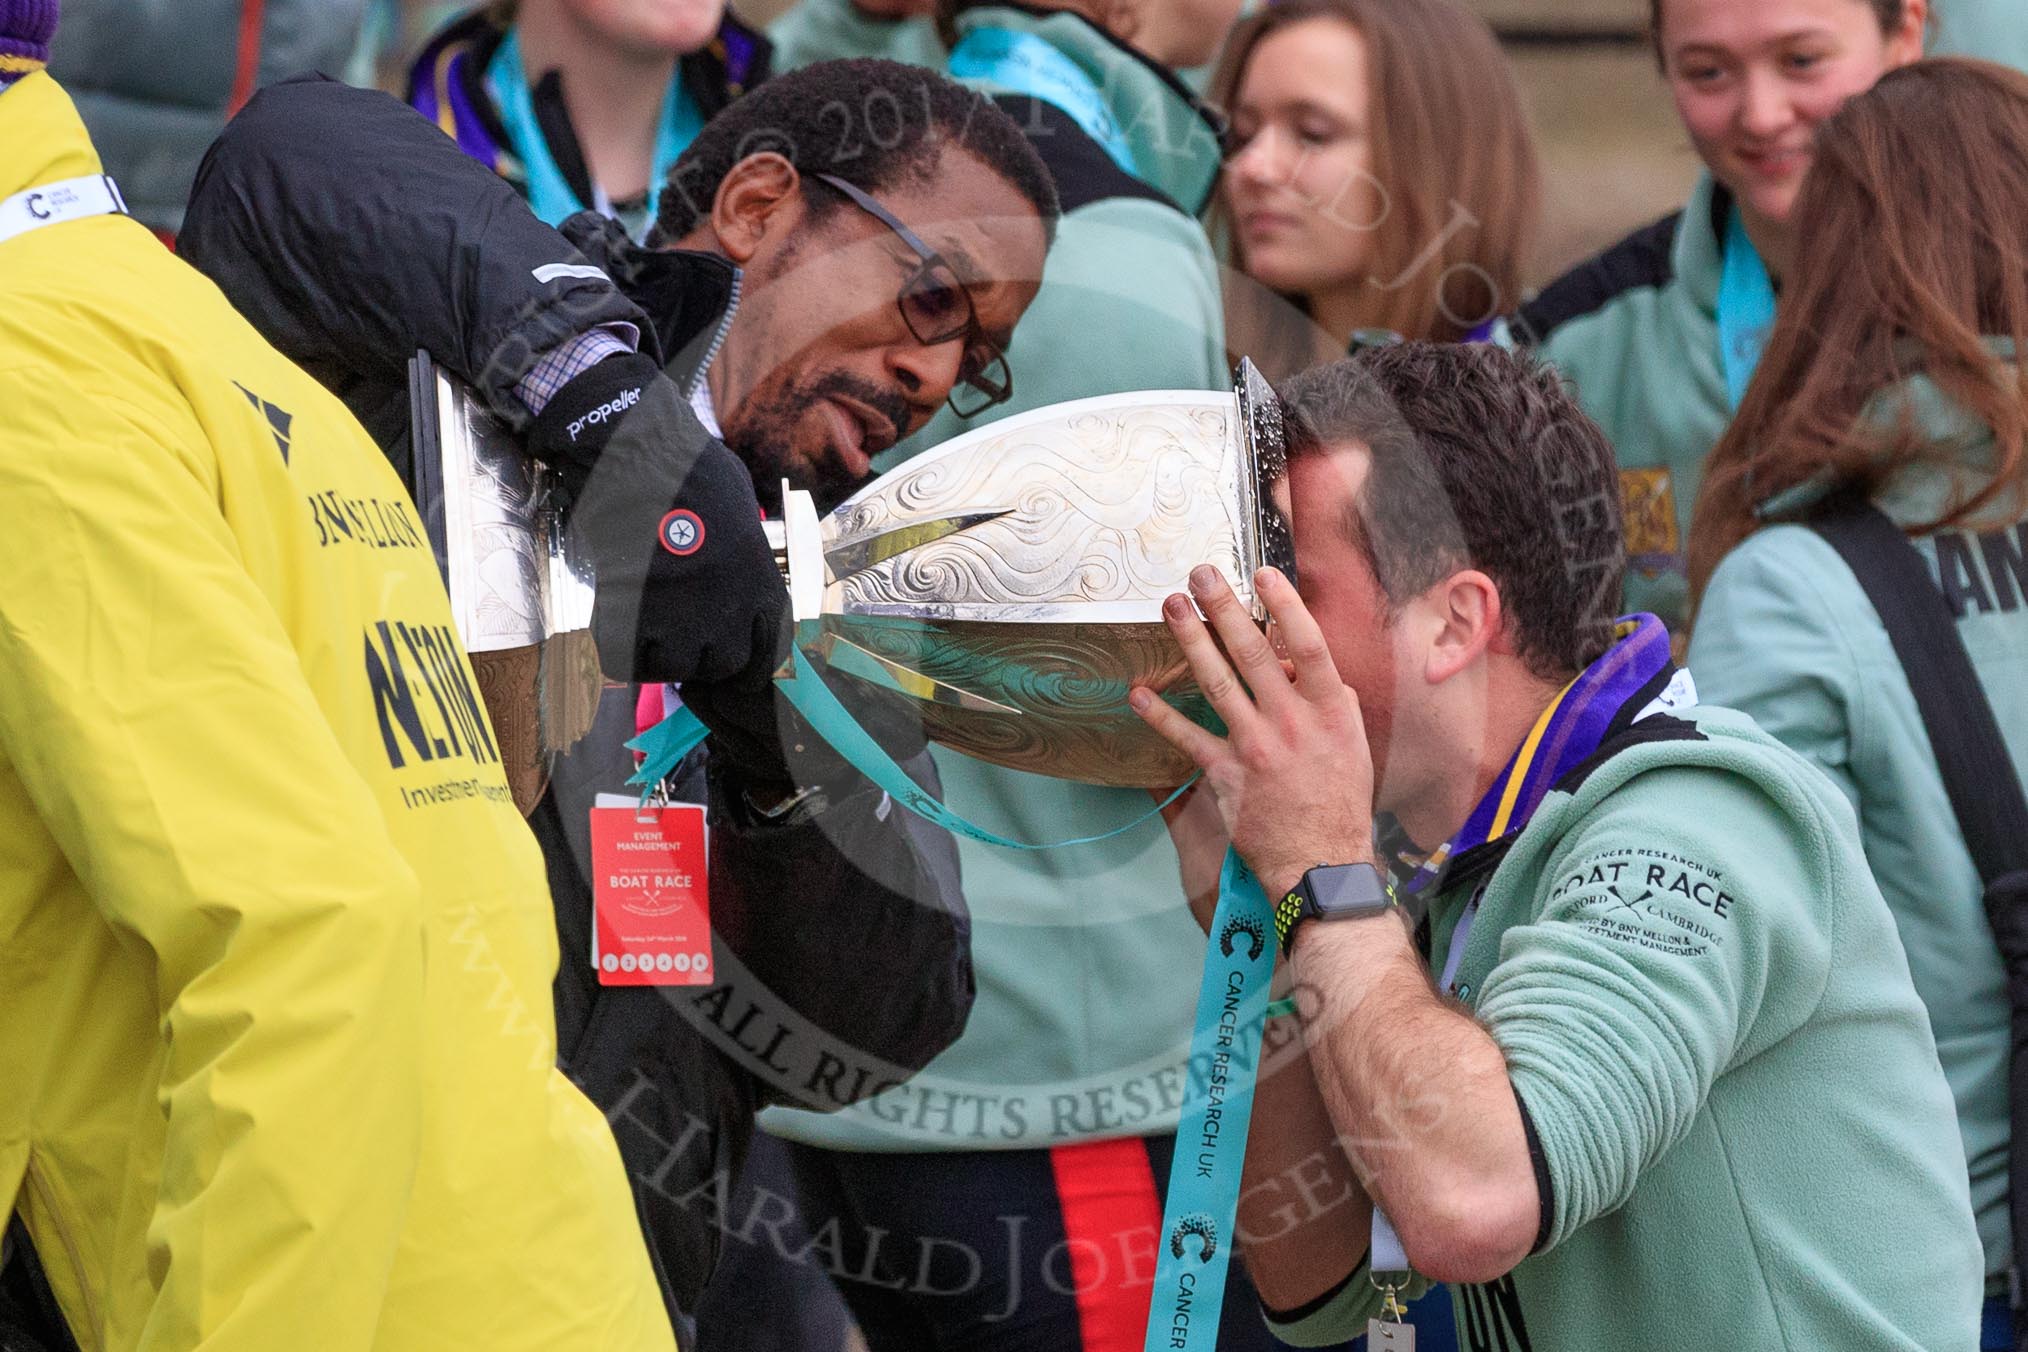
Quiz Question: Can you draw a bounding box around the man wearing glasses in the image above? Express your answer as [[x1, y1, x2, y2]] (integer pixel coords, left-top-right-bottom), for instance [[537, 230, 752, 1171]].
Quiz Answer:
[[661, 166, 1022, 510], [178, 58, 1060, 1345]]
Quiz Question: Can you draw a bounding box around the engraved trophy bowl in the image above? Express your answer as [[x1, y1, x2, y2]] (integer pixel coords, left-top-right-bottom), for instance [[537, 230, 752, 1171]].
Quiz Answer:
[[774, 361, 1293, 788]]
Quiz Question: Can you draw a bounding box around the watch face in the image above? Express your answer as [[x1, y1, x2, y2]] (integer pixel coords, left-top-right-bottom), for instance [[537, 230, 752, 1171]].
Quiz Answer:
[[1308, 863, 1393, 919]]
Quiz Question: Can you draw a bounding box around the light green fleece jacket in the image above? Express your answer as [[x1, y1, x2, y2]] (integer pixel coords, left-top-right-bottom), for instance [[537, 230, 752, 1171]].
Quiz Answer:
[[765, 0, 1239, 93], [767, 0, 947, 74], [1272, 705, 1983, 1350], [1933, 0, 2028, 75], [1689, 374, 2025, 1285], [763, 4, 1227, 1155], [1507, 172, 1729, 635]]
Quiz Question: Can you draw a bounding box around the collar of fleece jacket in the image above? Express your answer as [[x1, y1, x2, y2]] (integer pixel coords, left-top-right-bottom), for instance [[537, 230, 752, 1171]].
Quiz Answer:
[[951, 2, 1226, 214]]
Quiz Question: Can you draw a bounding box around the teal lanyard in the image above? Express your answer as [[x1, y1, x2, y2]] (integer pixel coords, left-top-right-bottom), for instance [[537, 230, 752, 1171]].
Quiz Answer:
[[1142, 849, 1278, 1350], [948, 27, 1139, 176], [1716, 204, 1778, 410], [486, 29, 703, 236], [625, 699, 711, 797], [625, 636, 1192, 848]]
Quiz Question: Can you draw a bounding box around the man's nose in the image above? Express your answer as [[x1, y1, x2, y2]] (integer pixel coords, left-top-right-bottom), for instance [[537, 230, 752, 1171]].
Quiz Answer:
[[888, 333, 967, 414]]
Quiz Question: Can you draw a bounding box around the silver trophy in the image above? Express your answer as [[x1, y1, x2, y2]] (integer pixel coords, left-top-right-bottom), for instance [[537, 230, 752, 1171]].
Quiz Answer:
[[770, 361, 1293, 788], [409, 353, 602, 812]]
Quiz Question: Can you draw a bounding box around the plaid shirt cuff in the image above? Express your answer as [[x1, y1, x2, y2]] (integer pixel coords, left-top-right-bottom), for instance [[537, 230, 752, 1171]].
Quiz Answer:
[[513, 323, 642, 416]]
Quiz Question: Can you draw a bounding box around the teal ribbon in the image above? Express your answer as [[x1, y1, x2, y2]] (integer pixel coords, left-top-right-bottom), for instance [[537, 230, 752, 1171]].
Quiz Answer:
[[1143, 848, 1278, 1351], [948, 27, 1138, 176], [625, 701, 710, 803], [625, 644, 1193, 848], [1716, 204, 1778, 409], [487, 29, 703, 235]]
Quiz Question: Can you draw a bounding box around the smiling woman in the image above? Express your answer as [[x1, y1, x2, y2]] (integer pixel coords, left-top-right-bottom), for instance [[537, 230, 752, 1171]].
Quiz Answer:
[[1683, 59, 2028, 1348], [1507, 0, 1926, 632], [1647, 0, 1925, 277]]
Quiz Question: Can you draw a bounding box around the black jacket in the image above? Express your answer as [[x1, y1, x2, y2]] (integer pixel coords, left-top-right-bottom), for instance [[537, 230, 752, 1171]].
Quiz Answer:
[[180, 76, 971, 1334]]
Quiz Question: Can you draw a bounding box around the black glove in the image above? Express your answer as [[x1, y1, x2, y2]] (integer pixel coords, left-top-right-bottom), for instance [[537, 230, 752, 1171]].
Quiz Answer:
[[527, 352, 786, 689], [524, 349, 657, 491]]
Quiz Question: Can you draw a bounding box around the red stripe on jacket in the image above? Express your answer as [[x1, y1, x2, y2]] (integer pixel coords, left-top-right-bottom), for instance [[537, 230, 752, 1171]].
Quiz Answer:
[[1049, 1137, 1164, 1352]]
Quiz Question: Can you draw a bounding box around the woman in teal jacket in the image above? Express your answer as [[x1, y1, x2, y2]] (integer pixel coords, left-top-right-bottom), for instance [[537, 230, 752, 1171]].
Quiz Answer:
[[1685, 58, 2028, 1350], [1509, 0, 1946, 629], [768, 0, 942, 72]]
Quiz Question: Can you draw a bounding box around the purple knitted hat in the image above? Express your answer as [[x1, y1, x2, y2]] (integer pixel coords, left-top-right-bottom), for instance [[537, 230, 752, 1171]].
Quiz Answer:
[[0, 0, 57, 86]]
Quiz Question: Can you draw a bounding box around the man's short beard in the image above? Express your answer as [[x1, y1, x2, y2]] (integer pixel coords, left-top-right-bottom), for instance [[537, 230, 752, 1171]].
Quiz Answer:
[[729, 369, 915, 514]]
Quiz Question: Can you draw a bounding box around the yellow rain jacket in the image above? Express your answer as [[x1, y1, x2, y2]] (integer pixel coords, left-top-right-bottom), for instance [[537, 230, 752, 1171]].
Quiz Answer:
[[0, 73, 674, 1352]]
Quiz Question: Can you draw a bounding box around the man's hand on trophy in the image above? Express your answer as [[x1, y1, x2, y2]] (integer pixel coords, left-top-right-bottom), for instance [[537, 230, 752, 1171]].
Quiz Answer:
[[536, 356, 788, 689], [1129, 565, 1380, 904]]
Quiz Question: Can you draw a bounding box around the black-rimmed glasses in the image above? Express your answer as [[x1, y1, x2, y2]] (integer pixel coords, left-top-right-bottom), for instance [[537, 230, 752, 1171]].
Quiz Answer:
[[810, 172, 1015, 419]]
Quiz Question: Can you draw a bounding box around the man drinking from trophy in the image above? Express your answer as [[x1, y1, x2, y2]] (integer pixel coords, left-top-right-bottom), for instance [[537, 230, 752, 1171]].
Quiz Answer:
[[179, 60, 1061, 1338], [1130, 343, 1984, 1349]]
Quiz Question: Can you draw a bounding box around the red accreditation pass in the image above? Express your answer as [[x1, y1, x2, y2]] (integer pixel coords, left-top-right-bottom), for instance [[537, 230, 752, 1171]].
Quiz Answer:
[[589, 793, 712, 986]]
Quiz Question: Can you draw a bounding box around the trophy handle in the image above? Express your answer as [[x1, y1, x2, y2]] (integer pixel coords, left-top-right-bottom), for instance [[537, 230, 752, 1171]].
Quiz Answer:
[[406, 352, 597, 813], [1234, 358, 1298, 617], [782, 483, 826, 623]]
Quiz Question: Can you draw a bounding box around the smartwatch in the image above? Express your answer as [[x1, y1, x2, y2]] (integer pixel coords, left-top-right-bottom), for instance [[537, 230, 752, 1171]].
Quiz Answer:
[[1274, 862, 1398, 954]]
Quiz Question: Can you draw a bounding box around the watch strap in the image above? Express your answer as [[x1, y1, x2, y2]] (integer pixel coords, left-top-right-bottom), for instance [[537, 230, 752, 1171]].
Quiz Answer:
[[1274, 886, 1308, 953]]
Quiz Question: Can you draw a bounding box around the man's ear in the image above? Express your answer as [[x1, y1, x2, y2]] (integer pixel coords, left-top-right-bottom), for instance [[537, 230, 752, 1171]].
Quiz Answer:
[[708, 153, 803, 266], [1424, 570, 1502, 686]]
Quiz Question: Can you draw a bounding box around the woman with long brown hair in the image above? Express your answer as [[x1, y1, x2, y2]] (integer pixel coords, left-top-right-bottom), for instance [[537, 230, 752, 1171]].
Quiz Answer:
[[1686, 58, 2028, 1349], [1687, 59, 2028, 591], [1207, 0, 1540, 377]]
